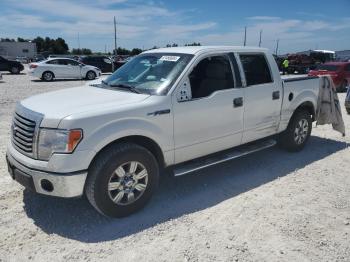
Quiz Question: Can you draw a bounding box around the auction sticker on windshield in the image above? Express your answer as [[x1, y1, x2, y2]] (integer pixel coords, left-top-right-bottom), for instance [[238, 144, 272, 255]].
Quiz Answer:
[[160, 56, 180, 62]]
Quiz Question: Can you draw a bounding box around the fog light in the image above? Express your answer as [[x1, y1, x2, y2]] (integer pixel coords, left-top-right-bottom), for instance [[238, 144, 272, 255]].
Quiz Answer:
[[40, 179, 54, 192]]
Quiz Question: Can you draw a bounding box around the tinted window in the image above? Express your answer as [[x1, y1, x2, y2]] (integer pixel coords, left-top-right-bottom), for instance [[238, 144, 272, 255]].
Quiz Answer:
[[59, 59, 79, 66], [316, 64, 340, 71], [239, 54, 272, 86], [46, 59, 59, 64], [189, 55, 235, 99], [345, 64, 350, 71]]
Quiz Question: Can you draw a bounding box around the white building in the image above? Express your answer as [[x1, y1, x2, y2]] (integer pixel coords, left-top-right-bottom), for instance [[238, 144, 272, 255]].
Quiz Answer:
[[0, 42, 37, 59]]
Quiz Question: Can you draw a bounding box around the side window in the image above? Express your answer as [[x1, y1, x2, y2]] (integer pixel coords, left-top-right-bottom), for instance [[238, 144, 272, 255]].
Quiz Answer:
[[346, 64, 350, 72], [61, 59, 79, 66], [189, 55, 235, 99], [46, 59, 59, 65], [239, 54, 273, 86]]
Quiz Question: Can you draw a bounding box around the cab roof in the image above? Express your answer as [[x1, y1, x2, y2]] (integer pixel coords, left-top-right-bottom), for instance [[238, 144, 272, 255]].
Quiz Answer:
[[143, 46, 269, 55]]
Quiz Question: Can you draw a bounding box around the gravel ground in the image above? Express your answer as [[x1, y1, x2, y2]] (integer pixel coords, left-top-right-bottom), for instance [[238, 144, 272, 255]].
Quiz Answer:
[[0, 68, 350, 262]]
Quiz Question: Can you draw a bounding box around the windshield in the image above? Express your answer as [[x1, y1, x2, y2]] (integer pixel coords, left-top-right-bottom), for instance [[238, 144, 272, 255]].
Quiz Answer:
[[102, 53, 193, 95], [316, 64, 340, 71]]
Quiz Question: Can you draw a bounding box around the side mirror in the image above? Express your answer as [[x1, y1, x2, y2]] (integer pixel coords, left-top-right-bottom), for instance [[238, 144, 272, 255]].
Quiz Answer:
[[177, 77, 192, 102]]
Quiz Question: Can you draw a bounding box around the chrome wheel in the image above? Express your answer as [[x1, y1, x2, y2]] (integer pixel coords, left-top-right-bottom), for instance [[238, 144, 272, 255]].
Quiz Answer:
[[294, 119, 309, 145], [87, 71, 95, 80], [107, 161, 148, 206], [43, 72, 53, 81]]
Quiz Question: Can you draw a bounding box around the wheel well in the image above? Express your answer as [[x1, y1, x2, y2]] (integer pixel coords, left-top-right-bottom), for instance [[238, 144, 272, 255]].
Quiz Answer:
[[87, 70, 96, 76], [294, 101, 315, 121], [42, 71, 54, 78], [91, 135, 165, 169]]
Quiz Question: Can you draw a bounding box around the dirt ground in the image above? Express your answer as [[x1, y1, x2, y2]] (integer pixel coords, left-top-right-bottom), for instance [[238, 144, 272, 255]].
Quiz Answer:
[[0, 69, 349, 262]]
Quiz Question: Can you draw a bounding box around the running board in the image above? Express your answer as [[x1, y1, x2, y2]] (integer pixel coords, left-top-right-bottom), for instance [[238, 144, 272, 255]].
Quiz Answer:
[[173, 139, 276, 177]]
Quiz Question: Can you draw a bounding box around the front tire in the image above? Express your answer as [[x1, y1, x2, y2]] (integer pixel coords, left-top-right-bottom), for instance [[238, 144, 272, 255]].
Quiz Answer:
[[346, 107, 350, 115], [85, 143, 159, 218], [86, 70, 96, 80], [278, 110, 312, 152]]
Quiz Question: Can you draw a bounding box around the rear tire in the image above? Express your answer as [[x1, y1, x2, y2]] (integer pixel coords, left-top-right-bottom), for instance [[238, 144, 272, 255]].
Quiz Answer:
[[85, 143, 159, 218], [42, 71, 54, 81], [86, 70, 96, 80], [278, 110, 312, 152], [346, 107, 350, 115]]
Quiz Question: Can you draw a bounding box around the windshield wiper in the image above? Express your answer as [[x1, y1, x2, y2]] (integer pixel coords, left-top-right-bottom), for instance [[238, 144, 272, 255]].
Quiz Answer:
[[109, 83, 142, 94]]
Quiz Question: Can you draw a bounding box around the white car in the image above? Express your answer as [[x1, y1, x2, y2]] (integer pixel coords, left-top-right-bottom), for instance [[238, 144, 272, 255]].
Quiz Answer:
[[28, 58, 101, 81]]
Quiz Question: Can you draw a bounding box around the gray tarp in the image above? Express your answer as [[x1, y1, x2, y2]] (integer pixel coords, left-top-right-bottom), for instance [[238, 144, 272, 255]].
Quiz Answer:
[[316, 76, 345, 136]]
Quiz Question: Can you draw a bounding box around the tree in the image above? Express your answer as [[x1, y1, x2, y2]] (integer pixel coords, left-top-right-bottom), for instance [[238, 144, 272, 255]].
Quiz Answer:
[[185, 42, 201, 46], [130, 48, 142, 56], [32, 36, 69, 54], [0, 38, 15, 42], [71, 48, 92, 55], [17, 37, 30, 42]]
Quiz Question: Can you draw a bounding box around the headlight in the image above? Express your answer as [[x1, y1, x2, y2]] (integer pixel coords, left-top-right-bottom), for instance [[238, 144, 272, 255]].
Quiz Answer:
[[37, 129, 83, 161]]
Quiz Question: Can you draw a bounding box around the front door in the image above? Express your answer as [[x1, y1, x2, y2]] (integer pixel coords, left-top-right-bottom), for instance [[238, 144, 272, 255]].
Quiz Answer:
[[172, 54, 244, 164], [238, 53, 283, 143]]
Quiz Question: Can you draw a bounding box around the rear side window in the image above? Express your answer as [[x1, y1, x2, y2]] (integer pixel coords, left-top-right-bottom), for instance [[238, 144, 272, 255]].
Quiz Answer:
[[46, 59, 59, 64], [346, 64, 350, 72], [239, 54, 273, 86]]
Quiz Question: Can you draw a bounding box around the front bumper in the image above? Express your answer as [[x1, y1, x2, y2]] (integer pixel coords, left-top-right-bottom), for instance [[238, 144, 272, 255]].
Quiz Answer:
[[6, 151, 87, 198]]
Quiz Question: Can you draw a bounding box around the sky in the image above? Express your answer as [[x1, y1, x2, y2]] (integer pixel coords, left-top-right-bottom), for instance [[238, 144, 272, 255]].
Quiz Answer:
[[1, 0, 350, 54]]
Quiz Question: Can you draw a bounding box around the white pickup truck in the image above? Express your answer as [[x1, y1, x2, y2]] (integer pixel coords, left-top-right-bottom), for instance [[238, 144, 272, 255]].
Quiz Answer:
[[6, 46, 320, 217]]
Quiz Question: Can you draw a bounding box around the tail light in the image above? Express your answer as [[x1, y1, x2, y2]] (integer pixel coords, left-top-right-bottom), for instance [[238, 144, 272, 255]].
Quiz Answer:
[[30, 64, 38, 69]]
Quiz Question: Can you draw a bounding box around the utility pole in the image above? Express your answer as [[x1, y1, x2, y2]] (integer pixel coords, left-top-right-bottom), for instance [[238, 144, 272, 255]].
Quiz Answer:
[[243, 26, 247, 46], [78, 32, 81, 54], [105, 44, 107, 54], [258, 30, 262, 47], [275, 39, 280, 56], [113, 16, 117, 71]]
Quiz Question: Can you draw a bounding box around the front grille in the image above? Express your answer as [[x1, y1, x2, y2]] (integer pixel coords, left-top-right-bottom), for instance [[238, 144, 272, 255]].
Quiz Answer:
[[11, 103, 43, 159], [12, 113, 36, 156]]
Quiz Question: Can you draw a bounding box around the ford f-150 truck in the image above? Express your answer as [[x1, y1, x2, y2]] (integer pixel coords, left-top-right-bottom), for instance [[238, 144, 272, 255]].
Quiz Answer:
[[6, 46, 320, 217]]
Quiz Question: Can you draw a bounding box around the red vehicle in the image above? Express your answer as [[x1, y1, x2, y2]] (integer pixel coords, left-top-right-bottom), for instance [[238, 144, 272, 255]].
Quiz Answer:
[[308, 62, 350, 92]]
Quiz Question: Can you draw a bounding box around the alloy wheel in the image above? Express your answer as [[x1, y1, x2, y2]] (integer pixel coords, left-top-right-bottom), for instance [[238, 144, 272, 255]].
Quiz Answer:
[[107, 161, 148, 206]]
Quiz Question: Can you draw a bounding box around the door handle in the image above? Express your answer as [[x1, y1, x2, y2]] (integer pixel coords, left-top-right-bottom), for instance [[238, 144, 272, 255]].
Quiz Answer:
[[233, 97, 243, 107], [272, 91, 280, 100]]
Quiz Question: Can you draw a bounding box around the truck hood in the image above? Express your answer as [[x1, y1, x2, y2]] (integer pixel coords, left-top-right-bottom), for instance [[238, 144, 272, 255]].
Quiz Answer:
[[21, 85, 150, 127]]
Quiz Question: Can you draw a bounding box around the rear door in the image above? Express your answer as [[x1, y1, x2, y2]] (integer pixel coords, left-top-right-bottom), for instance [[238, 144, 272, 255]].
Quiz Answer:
[[238, 53, 283, 143], [60, 59, 82, 78], [0, 57, 8, 71]]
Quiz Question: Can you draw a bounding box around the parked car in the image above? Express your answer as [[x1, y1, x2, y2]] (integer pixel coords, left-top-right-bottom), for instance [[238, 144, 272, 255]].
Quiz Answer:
[[16, 56, 29, 64], [0, 56, 24, 74], [28, 58, 101, 81], [33, 54, 46, 62], [6, 46, 320, 217], [308, 62, 350, 92], [79, 56, 114, 73]]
